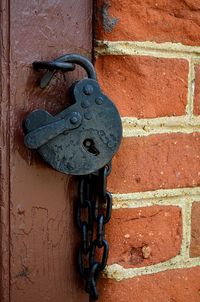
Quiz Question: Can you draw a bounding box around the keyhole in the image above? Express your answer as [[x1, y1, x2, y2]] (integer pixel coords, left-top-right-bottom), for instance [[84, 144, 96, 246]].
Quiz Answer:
[[83, 139, 100, 156]]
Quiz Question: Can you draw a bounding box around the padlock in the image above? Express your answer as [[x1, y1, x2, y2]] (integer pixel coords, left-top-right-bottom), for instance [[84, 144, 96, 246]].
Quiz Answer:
[[23, 54, 122, 175]]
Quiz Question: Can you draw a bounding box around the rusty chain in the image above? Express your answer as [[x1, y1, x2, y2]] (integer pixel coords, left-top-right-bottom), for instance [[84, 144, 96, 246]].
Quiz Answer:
[[77, 163, 112, 301]]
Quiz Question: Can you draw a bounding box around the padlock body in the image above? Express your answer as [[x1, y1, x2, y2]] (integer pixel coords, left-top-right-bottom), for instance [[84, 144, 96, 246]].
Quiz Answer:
[[24, 78, 122, 175]]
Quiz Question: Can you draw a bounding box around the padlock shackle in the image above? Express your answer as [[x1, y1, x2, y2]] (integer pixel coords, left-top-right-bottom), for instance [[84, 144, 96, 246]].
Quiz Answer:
[[54, 54, 97, 80], [33, 54, 97, 88]]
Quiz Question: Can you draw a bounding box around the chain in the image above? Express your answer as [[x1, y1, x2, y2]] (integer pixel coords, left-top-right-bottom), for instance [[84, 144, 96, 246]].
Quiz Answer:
[[29, 57, 120, 300], [77, 163, 112, 301]]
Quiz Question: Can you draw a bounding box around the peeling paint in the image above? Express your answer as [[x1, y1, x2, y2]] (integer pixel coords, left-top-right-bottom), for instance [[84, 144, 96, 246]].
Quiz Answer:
[[101, 1, 119, 33], [15, 266, 30, 279]]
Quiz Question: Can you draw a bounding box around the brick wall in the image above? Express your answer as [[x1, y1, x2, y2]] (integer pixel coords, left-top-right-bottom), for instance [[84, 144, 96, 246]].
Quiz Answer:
[[94, 1, 200, 301]]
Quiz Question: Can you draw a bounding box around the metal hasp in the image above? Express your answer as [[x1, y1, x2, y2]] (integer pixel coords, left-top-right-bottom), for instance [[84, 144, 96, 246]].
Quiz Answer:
[[23, 54, 122, 175]]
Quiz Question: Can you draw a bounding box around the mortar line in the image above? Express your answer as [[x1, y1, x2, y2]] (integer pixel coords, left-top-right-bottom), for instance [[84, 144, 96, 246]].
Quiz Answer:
[[186, 59, 195, 119], [109, 193, 198, 280], [96, 39, 200, 281], [112, 187, 200, 204], [112, 194, 193, 260], [95, 40, 200, 60], [112, 195, 188, 258], [112, 188, 197, 261], [121, 115, 200, 137], [181, 199, 192, 258], [112, 195, 186, 209], [104, 256, 200, 281]]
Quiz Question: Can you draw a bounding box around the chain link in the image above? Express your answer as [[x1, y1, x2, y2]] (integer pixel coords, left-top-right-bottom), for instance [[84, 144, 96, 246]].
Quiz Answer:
[[76, 163, 112, 301]]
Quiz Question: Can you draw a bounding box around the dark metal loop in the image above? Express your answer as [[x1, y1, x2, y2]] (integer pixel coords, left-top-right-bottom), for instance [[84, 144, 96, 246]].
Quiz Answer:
[[80, 176, 91, 207], [97, 215, 105, 248], [33, 54, 97, 88], [52, 53, 97, 80], [90, 239, 109, 271], [81, 222, 91, 254], [85, 263, 99, 301], [102, 192, 112, 224], [33, 61, 75, 72], [105, 161, 112, 176], [94, 192, 112, 224], [78, 247, 89, 279], [100, 166, 107, 198], [90, 278, 99, 301], [93, 164, 111, 197], [77, 166, 112, 300], [77, 200, 92, 229]]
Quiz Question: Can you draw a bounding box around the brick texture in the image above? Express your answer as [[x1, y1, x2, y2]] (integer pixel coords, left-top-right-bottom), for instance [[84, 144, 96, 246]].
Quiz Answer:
[[108, 134, 200, 193], [96, 56, 188, 118], [190, 202, 200, 257], [107, 206, 182, 268], [96, 0, 200, 46], [95, 1, 200, 300], [99, 267, 200, 302], [194, 64, 200, 115]]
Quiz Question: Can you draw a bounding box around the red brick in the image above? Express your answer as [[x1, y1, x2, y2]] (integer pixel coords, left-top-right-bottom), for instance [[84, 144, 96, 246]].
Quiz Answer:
[[108, 134, 200, 193], [96, 0, 200, 46], [106, 206, 182, 268], [99, 267, 200, 302], [96, 56, 188, 118], [190, 202, 200, 257], [194, 65, 200, 115]]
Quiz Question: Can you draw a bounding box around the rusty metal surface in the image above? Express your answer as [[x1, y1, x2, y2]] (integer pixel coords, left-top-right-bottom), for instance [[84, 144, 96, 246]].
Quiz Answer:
[[1, 1, 93, 301], [23, 71, 122, 175]]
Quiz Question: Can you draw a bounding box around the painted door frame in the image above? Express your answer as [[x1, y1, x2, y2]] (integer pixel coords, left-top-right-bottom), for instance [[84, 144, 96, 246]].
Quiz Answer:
[[0, 1, 93, 301]]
